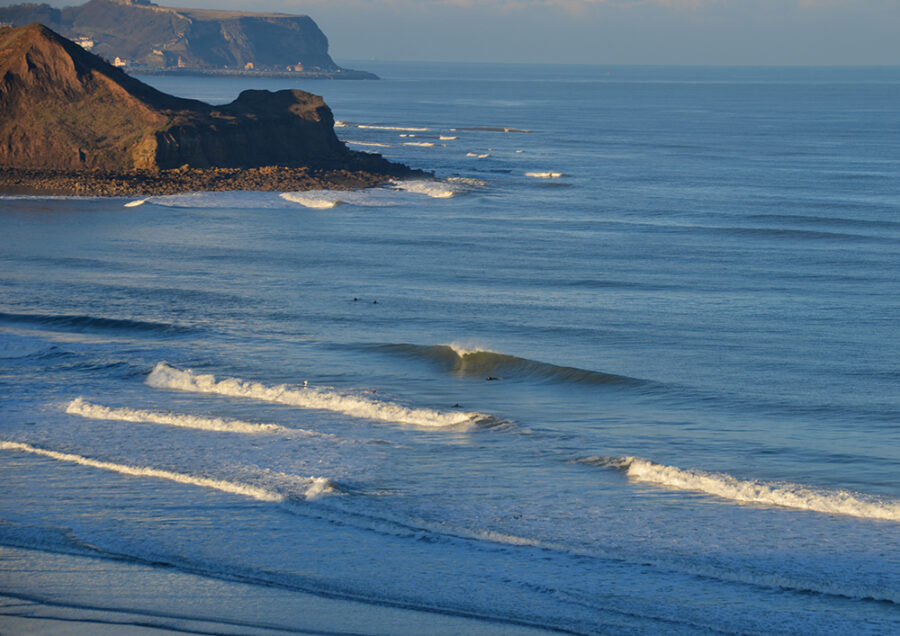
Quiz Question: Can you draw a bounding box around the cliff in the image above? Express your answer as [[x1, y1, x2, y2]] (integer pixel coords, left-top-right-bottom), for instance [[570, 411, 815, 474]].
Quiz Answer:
[[0, 0, 374, 77], [0, 23, 407, 177]]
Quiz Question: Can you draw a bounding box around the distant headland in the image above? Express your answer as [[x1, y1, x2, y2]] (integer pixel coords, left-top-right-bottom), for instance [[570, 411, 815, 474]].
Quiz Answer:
[[0, 0, 377, 79], [0, 24, 422, 196]]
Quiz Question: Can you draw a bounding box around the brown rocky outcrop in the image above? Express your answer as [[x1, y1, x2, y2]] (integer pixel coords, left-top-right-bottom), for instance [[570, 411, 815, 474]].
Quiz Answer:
[[0, 23, 411, 179]]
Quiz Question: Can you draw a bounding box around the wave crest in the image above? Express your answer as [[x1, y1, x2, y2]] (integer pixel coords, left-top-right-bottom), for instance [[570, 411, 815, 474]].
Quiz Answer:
[[146, 362, 491, 430], [0, 441, 336, 502], [376, 343, 641, 387], [65, 398, 308, 436], [389, 179, 459, 199], [580, 456, 900, 521], [0, 311, 189, 335]]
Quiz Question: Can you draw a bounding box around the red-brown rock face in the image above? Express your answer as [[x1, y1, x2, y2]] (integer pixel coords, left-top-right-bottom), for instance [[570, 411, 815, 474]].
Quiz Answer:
[[0, 24, 364, 171]]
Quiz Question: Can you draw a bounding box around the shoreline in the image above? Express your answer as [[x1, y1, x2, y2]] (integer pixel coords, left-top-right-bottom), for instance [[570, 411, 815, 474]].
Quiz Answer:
[[0, 166, 428, 197], [0, 545, 551, 635]]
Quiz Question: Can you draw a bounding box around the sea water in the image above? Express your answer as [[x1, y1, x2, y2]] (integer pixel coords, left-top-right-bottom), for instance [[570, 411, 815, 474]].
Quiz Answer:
[[1, 63, 898, 634]]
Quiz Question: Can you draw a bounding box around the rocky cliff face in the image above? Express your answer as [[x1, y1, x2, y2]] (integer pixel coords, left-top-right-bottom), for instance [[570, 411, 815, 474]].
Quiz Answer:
[[0, 0, 345, 72], [0, 24, 396, 172]]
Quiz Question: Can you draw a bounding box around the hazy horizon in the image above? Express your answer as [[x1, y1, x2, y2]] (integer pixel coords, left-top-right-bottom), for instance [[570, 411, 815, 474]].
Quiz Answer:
[[25, 0, 900, 67]]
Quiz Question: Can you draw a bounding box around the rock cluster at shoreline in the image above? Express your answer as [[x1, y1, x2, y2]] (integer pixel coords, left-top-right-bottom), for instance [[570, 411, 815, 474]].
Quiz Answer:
[[0, 166, 414, 197]]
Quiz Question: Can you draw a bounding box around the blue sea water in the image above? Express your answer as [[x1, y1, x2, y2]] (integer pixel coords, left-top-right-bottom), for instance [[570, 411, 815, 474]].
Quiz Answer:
[[1, 63, 898, 634]]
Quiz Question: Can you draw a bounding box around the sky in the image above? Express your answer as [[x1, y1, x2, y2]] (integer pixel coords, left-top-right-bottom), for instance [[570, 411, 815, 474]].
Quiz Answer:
[[40, 0, 900, 65]]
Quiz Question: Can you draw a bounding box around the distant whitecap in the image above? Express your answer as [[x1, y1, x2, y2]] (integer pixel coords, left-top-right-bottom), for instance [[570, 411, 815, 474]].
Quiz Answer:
[[525, 171, 563, 178]]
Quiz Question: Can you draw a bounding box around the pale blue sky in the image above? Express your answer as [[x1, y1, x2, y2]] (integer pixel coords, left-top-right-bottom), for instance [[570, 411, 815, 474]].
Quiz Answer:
[[44, 1, 900, 65]]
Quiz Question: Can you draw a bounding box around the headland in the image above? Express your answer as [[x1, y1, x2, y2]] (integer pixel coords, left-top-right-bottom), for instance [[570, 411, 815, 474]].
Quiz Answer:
[[0, 23, 422, 197], [0, 0, 377, 79]]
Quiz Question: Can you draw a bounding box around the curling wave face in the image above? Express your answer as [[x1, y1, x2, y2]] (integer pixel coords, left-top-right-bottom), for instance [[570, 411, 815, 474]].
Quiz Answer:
[[146, 362, 493, 430], [580, 456, 900, 521], [376, 343, 643, 387]]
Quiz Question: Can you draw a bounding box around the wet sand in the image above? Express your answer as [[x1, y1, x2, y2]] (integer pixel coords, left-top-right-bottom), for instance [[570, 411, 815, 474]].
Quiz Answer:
[[0, 546, 552, 635]]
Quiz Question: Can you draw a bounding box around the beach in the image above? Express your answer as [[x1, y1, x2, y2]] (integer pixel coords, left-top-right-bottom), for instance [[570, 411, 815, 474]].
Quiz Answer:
[[0, 546, 547, 635]]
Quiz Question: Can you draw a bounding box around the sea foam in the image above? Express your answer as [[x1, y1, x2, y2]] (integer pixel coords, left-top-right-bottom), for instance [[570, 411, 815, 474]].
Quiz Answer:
[[525, 171, 563, 178], [147, 362, 488, 429], [390, 179, 458, 199], [0, 440, 336, 502], [65, 397, 325, 436], [280, 180, 460, 208], [582, 456, 900, 521], [343, 140, 392, 148], [357, 124, 429, 132], [279, 193, 341, 209]]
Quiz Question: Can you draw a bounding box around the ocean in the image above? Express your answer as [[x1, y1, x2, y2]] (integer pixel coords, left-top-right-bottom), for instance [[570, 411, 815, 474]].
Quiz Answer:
[[1, 62, 898, 634]]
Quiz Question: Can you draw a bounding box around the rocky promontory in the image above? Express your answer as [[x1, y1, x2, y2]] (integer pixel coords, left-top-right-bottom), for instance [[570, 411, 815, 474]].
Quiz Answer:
[[0, 23, 421, 196], [0, 0, 375, 78]]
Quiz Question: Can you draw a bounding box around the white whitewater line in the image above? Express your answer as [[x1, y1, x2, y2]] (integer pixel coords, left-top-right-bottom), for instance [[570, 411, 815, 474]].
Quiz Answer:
[[147, 362, 485, 430], [0, 441, 336, 501], [357, 124, 429, 132], [0, 440, 285, 501], [123, 199, 146, 207], [584, 456, 900, 521], [65, 397, 303, 435], [466, 152, 490, 158], [279, 193, 341, 209], [447, 342, 495, 357], [390, 179, 457, 199], [343, 140, 392, 148], [525, 171, 563, 178], [402, 142, 435, 147]]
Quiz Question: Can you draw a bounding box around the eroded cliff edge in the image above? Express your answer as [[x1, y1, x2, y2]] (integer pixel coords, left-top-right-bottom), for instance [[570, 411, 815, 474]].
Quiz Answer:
[[0, 0, 375, 78], [0, 24, 420, 195]]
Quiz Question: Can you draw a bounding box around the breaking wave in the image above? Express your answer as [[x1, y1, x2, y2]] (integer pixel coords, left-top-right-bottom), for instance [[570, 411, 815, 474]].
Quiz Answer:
[[375, 343, 642, 387], [343, 140, 392, 148], [0, 441, 336, 502], [279, 179, 463, 208], [279, 192, 342, 209], [146, 362, 493, 430], [525, 171, 563, 178], [389, 179, 459, 199], [459, 126, 532, 133], [580, 456, 900, 521], [357, 124, 429, 132], [64, 397, 324, 436]]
